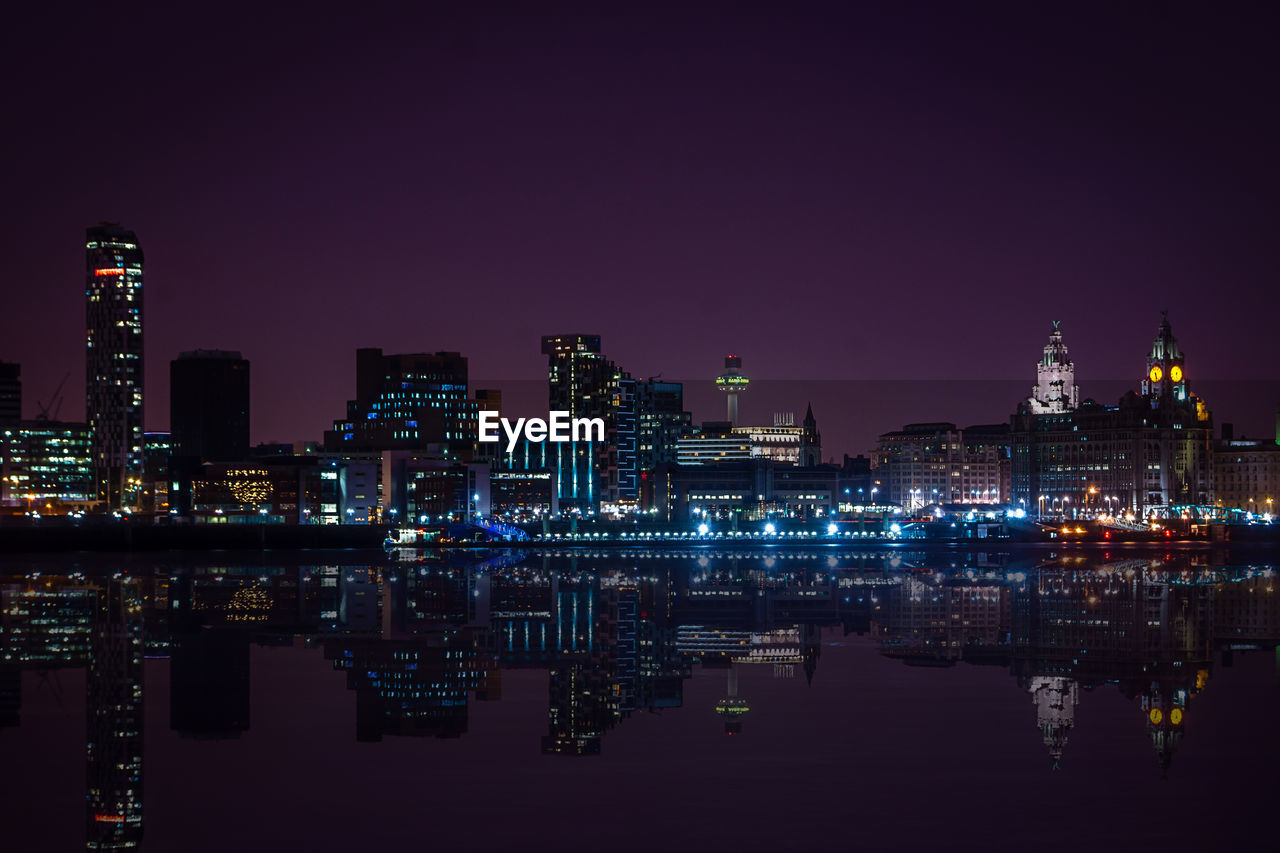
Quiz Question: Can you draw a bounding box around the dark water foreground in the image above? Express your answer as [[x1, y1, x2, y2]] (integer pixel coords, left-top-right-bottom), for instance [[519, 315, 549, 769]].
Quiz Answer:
[[1, 546, 1277, 852]]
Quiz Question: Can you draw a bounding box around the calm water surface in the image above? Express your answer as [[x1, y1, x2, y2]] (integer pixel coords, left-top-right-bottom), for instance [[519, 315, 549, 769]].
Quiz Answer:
[[2, 546, 1277, 852]]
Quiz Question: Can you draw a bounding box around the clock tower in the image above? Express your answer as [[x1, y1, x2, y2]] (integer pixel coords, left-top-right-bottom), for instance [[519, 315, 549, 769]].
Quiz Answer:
[[1142, 311, 1187, 401]]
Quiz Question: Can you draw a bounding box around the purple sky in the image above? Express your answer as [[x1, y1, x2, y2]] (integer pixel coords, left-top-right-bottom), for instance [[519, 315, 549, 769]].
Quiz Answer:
[[4, 2, 1278, 455]]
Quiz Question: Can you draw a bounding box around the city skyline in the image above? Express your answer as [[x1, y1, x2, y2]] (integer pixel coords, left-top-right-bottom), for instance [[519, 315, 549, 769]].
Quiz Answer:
[[2, 5, 1278, 849], [6, 258, 1280, 462], [4, 3, 1279, 455]]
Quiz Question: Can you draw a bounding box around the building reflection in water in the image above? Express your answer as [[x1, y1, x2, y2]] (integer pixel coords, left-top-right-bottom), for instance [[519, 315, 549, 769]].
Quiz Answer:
[[0, 549, 1277, 846], [85, 577, 144, 851]]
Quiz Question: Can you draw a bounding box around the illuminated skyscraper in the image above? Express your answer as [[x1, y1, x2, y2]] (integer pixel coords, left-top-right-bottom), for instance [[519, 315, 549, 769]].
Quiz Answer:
[[86, 224, 144, 509], [540, 335, 622, 510]]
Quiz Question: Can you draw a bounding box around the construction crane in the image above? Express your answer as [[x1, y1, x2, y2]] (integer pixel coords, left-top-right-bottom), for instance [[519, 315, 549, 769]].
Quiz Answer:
[[36, 371, 70, 421]]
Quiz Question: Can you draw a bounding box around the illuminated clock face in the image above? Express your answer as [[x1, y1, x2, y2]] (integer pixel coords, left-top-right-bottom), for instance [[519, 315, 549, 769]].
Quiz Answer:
[[1170, 365, 1183, 382], [1148, 708, 1163, 725], [1170, 708, 1183, 726], [1149, 366, 1163, 383]]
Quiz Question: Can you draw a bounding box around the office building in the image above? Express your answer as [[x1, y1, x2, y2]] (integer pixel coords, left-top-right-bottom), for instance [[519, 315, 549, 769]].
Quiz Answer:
[[141, 432, 171, 515], [676, 412, 813, 467], [541, 335, 623, 510], [635, 379, 691, 471], [381, 454, 490, 522], [1213, 422, 1279, 514], [0, 420, 93, 507], [86, 223, 145, 509], [170, 351, 250, 513], [324, 348, 483, 456], [874, 422, 1009, 509], [170, 351, 250, 462], [191, 459, 324, 523]]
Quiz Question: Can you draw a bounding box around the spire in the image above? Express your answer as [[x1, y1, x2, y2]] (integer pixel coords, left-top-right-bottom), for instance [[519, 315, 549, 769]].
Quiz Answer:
[[799, 404, 821, 466]]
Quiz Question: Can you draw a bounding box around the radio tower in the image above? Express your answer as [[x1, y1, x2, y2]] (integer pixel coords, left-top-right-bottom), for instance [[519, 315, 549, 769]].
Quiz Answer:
[[715, 355, 749, 426]]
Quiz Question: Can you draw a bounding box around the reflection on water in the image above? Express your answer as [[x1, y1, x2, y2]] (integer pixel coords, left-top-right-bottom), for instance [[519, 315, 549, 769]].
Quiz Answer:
[[1, 549, 1278, 850]]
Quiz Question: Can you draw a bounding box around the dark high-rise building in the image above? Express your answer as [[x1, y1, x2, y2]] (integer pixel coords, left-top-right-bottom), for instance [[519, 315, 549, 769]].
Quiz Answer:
[[170, 351, 250, 462], [323, 348, 479, 455], [86, 224, 144, 509], [636, 379, 691, 471], [613, 377, 696, 505], [169, 351, 249, 513], [0, 361, 19, 422]]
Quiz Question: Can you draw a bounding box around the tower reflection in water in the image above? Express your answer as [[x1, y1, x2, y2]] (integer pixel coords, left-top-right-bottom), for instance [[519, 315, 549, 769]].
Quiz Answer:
[[1, 552, 1278, 849], [85, 577, 144, 851]]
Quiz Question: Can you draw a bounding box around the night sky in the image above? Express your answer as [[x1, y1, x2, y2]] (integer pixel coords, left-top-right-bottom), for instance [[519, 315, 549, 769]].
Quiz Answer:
[[4, 2, 1278, 455]]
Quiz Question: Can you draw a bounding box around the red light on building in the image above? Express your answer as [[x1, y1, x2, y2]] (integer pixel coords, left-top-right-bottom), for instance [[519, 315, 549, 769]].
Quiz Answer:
[[94, 268, 125, 276], [94, 814, 125, 823]]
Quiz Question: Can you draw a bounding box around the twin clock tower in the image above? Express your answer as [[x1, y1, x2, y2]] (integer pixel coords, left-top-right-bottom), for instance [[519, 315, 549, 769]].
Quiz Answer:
[[1142, 310, 1188, 402]]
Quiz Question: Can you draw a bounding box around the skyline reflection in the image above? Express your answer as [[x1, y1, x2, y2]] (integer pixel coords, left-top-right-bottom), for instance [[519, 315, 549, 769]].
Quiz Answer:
[[1, 549, 1277, 850]]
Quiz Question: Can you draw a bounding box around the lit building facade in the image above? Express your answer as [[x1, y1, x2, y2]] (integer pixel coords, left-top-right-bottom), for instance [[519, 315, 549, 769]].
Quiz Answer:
[[141, 432, 170, 515], [86, 223, 145, 509], [191, 460, 323, 523], [1213, 428, 1279, 514], [0, 420, 93, 507], [324, 348, 484, 456], [636, 379, 691, 471], [1010, 314, 1213, 516], [677, 411, 817, 467], [541, 334, 623, 510], [874, 422, 1009, 509]]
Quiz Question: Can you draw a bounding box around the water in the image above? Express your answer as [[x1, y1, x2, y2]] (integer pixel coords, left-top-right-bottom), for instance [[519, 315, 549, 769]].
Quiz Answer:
[[2, 546, 1277, 852]]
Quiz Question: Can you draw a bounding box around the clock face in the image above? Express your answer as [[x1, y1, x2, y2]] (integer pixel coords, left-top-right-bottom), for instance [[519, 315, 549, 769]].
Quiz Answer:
[[1170, 708, 1183, 725], [1149, 365, 1163, 383], [1148, 707, 1163, 725], [1170, 365, 1183, 382]]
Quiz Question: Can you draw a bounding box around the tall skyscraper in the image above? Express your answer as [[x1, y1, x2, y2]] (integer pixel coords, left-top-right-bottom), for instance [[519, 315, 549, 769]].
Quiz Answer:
[[541, 335, 623, 510], [0, 361, 19, 423], [86, 224, 144, 509]]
